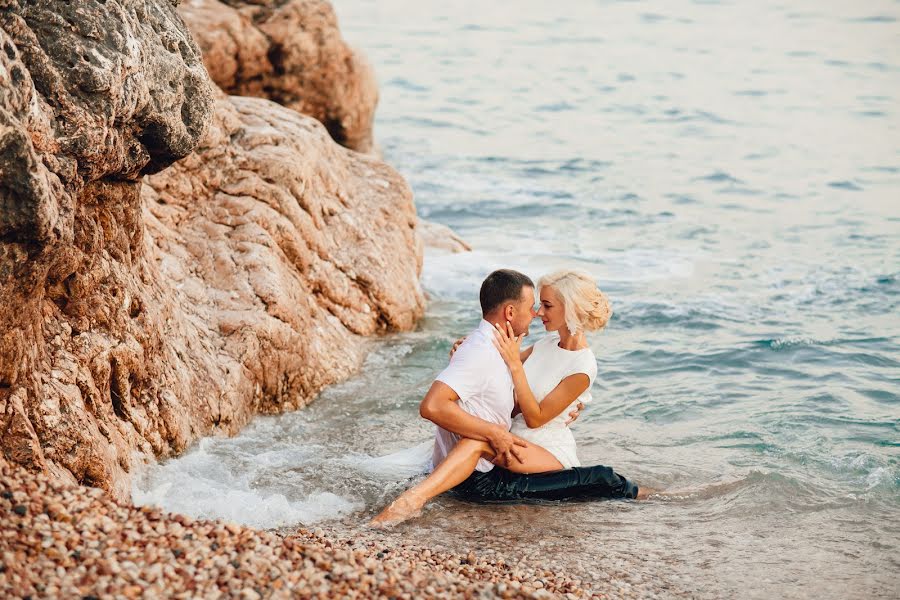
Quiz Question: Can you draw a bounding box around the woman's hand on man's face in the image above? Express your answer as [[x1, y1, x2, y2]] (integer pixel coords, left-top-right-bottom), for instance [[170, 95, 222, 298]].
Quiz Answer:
[[491, 321, 524, 369]]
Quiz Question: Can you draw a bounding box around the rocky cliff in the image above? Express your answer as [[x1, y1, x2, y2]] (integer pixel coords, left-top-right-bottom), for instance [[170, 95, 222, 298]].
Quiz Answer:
[[0, 0, 423, 500], [178, 0, 378, 153]]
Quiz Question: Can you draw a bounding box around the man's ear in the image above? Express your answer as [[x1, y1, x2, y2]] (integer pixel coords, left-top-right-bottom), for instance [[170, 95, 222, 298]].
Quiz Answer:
[[503, 304, 514, 321]]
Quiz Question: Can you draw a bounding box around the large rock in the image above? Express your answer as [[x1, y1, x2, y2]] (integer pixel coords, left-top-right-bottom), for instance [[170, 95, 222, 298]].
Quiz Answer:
[[141, 88, 424, 436], [0, 0, 215, 493], [179, 0, 378, 153], [0, 0, 423, 500]]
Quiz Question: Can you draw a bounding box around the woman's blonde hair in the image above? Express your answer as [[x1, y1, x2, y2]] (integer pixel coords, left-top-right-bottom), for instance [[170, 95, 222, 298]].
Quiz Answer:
[[538, 269, 612, 335]]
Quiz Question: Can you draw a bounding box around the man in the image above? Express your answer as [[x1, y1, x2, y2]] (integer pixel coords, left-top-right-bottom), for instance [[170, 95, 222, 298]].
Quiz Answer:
[[421, 269, 637, 503], [422, 268, 537, 473]]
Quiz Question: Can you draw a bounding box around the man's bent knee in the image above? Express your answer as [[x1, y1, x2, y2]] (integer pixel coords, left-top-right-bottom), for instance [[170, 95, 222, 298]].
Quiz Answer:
[[457, 438, 493, 455]]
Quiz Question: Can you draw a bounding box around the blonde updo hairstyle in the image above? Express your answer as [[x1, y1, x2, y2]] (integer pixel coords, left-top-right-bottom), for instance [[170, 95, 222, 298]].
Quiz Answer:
[[538, 269, 612, 335]]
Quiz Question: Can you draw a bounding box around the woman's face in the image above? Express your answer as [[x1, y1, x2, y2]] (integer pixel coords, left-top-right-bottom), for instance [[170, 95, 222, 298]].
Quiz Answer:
[[536, 286, 565, 332]]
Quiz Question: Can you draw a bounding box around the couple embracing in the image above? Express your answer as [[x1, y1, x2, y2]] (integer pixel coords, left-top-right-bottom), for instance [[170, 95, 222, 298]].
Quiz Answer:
[[372, 268, 650, 527]]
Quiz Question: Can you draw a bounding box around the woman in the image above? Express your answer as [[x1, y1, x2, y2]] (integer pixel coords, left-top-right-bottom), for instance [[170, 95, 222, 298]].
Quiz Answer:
[[371, 269, 640, 527], [503, 268, 604, 469]]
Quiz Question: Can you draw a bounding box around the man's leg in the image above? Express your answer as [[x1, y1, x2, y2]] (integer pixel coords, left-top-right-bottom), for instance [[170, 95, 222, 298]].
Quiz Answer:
[[452, 463, 640, 502], [370, 438, 565, 526], [370, 438, 492, 526]]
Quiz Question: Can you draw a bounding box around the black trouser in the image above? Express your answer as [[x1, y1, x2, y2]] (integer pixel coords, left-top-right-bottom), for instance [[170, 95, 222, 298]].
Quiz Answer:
[[450, 464, 638, 503]]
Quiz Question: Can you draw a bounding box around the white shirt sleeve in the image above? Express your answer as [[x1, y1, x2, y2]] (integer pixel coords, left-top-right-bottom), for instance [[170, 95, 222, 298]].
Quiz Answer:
[[434, 342, 485, 401]]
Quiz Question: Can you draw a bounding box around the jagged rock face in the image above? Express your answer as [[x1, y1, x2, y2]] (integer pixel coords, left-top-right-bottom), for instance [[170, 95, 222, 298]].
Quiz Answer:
[[146, 92, 423, 337], [0, 0, 423, 499], [0, 0, 215, 494], [140, 90, 424, 440], [178, 0, 378, 153]]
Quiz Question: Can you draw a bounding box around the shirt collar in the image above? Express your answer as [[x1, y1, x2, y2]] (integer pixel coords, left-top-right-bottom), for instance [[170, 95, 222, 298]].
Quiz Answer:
[[477, 319, 496, 335]]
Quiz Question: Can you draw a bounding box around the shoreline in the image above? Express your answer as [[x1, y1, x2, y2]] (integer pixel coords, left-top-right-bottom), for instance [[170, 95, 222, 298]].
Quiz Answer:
[[1, 458, 602, 598]]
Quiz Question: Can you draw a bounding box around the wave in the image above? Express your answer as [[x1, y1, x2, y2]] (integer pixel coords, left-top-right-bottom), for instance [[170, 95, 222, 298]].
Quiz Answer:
[[645, 473, 759, 502], [131, 442, 364, 529]]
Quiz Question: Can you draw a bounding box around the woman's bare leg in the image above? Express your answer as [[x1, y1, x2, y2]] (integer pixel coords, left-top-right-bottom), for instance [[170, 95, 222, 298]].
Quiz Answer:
[[636, 487, 657, 499], [369, 438, 563, 527]]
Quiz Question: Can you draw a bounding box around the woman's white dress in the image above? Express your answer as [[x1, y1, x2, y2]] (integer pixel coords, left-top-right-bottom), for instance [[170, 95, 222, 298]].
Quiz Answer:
[[509, 333, 598, 468]]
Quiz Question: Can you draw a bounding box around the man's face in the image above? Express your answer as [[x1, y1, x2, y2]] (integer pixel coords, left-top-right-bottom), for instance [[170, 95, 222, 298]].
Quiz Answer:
[[509, 286, 536, 336]]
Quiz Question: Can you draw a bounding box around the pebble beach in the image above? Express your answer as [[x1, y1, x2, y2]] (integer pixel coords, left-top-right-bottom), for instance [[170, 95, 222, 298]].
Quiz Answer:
[[1, 459, 634, 598]]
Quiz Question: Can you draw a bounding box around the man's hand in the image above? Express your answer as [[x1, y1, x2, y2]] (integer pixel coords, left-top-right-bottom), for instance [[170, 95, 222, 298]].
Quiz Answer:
[[565, 401, 585, 426], [486, 425, 528, 467]]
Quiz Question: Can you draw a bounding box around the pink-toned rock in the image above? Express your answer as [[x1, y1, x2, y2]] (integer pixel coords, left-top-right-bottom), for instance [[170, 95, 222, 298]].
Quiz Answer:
[[0, 1, 423, 499], [0, 0, 215, 495], [179, 0, 379, 153], [145, 90, 424, 338]]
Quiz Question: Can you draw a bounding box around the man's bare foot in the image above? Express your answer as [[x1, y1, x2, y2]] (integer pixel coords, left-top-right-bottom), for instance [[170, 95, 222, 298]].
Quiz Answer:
[[636, 486, 658, 500], [368, 493, 426, 528]]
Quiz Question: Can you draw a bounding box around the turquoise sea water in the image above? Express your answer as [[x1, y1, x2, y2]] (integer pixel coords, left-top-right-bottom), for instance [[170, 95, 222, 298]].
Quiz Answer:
[[135, 1, 899, 596]]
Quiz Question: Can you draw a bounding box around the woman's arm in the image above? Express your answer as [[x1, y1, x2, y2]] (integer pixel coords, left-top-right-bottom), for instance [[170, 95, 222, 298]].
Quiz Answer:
[[512, 372, 589, 428], [492, 323, 590, 428]]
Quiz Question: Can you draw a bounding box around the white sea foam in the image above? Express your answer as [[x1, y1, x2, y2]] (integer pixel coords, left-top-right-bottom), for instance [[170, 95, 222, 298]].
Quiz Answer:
[[131, 440, 364, 529], [421, 246, 698, 302], [768, 336, 825, 350], [827, 453, 898, 491], [133, 476, 359, 529], [362, 342, 415, 369], [864, 467, 891, 490], [350, 441, 433, 479], [420, 249, 536, 300]]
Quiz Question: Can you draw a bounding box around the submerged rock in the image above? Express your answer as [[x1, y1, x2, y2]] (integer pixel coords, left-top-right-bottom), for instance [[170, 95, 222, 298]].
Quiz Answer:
[[0, 0, 423, 499], [418, 218, 473, 254], [179, 0, 379, 153]]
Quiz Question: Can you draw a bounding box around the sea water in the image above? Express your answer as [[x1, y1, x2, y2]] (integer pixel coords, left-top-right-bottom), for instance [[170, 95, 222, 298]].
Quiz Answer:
[[134, 1, 899, 596]]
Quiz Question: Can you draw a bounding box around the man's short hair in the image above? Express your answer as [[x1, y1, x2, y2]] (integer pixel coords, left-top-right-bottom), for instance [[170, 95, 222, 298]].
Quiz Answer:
[[480, 269, 534, 315]]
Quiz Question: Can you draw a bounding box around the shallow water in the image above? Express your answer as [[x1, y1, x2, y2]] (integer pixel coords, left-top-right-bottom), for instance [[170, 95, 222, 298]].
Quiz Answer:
[[135, 0, 900, 597]]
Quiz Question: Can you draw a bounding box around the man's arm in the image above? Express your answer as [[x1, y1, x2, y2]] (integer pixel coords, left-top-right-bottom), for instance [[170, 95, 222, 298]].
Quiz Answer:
[[419, 381, 527, 465]]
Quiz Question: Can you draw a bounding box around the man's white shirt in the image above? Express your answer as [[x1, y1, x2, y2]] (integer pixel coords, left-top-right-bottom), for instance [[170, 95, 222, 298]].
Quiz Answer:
[[433, 319, 515, 472]]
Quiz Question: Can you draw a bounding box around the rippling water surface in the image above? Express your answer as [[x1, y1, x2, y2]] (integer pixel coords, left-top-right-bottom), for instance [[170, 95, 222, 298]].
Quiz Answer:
[[135, 1, 900, 597]]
